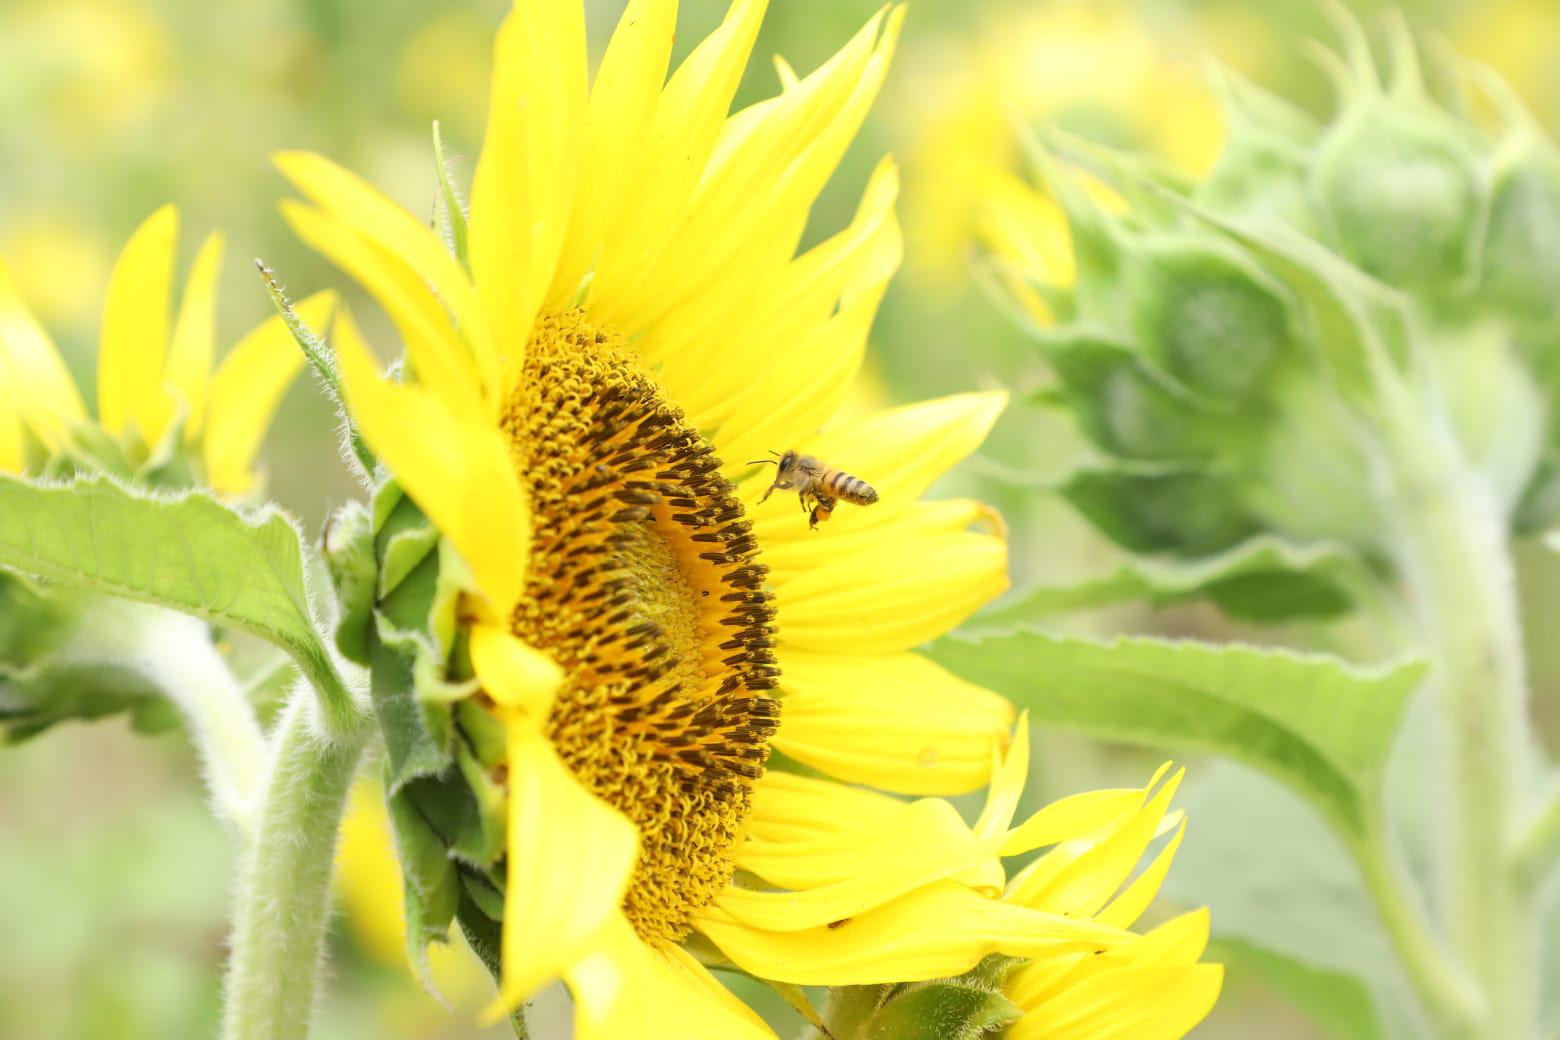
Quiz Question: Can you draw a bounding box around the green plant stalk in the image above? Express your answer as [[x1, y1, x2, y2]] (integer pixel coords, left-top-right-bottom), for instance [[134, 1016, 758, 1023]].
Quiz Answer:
[[1512, 780, 1560, 888], [1348, 813, 1482, 1036], [1377, 384, 1536, 1039], [221, 693, 369, 1040], [65, 600, 266, 829]]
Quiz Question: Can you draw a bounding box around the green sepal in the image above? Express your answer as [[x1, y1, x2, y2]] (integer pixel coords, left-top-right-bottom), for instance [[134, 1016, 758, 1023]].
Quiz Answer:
[[1016, 129, 1126, 321], [370, 630, 454, 790], [1479, 132, 1560, 323], [386, 766, 461, 994], [828, 979, 1022, 1040], [455, 894, 528, 1039], [971, 534, 1367, 625], [1061, 465, 1256, 557], [453, 738, 509, 866], [461, 871, 507, 921], [432, 121, 471, 270], [458, 698, 508, 769], [323, 500, 377, 665], [1038, 327, 1229, 463]]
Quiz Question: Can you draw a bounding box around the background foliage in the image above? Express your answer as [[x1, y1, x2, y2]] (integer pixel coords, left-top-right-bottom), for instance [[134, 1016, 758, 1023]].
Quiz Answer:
[[2, 0, 1557, 1036]]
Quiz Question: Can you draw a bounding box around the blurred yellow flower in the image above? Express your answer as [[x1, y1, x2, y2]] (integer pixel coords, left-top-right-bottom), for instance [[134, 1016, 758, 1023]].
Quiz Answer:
[[395, 11, 495, 137], [0, 217, 110, 330], [1454, 0, 1560, 120], [891, 0, 1224, 294], [0, 205, 331, 494], [0, 0, 169, 135]]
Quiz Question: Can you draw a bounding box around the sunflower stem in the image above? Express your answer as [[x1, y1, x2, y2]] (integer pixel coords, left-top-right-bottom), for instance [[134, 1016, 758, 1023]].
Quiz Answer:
[[1349, 818, 1482, 1036], [64, 600, 266, 830], [221, 691, 369, 1040], [1511, 777, 1560, 891], [1375, 377, 1537, 1040]]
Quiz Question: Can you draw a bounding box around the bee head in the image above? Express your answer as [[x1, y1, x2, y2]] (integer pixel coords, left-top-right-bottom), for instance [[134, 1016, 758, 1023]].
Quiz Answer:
[[776, 450, 797, 476]]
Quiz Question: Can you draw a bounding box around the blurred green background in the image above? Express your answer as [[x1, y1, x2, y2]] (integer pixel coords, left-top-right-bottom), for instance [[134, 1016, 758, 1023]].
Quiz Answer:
[[2, 0, 1558, 1037]]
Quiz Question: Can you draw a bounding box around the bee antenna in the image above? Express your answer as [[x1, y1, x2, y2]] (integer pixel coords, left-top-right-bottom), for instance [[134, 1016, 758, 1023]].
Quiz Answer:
[[747, 458, 775, 467]]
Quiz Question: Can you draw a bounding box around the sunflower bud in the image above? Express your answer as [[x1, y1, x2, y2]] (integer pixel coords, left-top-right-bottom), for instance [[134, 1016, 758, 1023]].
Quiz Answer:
[[1480, 135, 1560, 322], [1311, 97, 1482, 289], [1123, 233, 1294, 403]]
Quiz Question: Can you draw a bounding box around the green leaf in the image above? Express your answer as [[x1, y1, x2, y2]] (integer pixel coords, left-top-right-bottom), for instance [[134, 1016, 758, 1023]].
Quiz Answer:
[[972, 536, 1368, 625], [929, 630, 1424, 838], [1211, 938, 1382, 1040], [1162, 762, 1431, 1039], [0, 474, 356, 732], [859, 980, 1021, 1040]]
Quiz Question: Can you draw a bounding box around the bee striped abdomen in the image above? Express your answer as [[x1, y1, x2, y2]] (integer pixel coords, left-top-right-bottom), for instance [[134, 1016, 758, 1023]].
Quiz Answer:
[[824, 470, 878, 506]]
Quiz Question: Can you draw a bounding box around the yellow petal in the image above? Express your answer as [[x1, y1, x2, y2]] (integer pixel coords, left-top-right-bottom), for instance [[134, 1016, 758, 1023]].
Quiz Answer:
[[1007, 911, 1214, 1020], [333, 306, 529, 616], [470, 624, 563, 721], [745, 771, 906, 845], [1006, 964, 1224, 1040], [714, 804, 992, 935], [587, 0, 769, 327], [484, 725, 639, 1021], [0, 258, 85, 452], [621, 8, 895, 344], [696, 880, 1128, 987], [98, 205, 177, 442], [203, 291, 334, 496], [771, 650, 1013, 795], [546, 0, 678, 309], [163, 232, 224, 438], [274, 150, 491, 388], [1095, 818, 1187, 929], [711, 157, 901, 467], [470, 0, 587, 389], [281, 200, 485, 417], [1012, 768, 1184, 917], [775, 526, 1007, 654], [567, 912, 775, 1040], [734, 796, 980, 894], [974, 714, 1030, 840]]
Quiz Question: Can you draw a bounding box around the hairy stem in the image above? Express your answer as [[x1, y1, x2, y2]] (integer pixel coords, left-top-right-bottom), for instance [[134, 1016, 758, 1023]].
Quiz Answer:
[[1378, 387, 1536, 1039], [1512, 779, 1560, 891], [221, 693, 368, 1040], [1349, 819, 1482, 1036], [67, 600, 265, 828]]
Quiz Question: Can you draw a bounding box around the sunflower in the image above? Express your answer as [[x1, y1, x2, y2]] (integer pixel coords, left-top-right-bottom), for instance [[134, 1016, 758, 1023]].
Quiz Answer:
[[270, 0, 1197, 1032], [0, 204, 331, 494]]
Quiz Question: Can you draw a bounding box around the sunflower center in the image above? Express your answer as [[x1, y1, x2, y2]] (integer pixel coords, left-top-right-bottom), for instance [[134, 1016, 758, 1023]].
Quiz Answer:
[[500, 310, 779, 946]]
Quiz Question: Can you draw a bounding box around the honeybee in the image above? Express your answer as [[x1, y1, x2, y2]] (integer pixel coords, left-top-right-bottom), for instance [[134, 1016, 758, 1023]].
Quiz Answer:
[[753, 450, 879, 530]]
